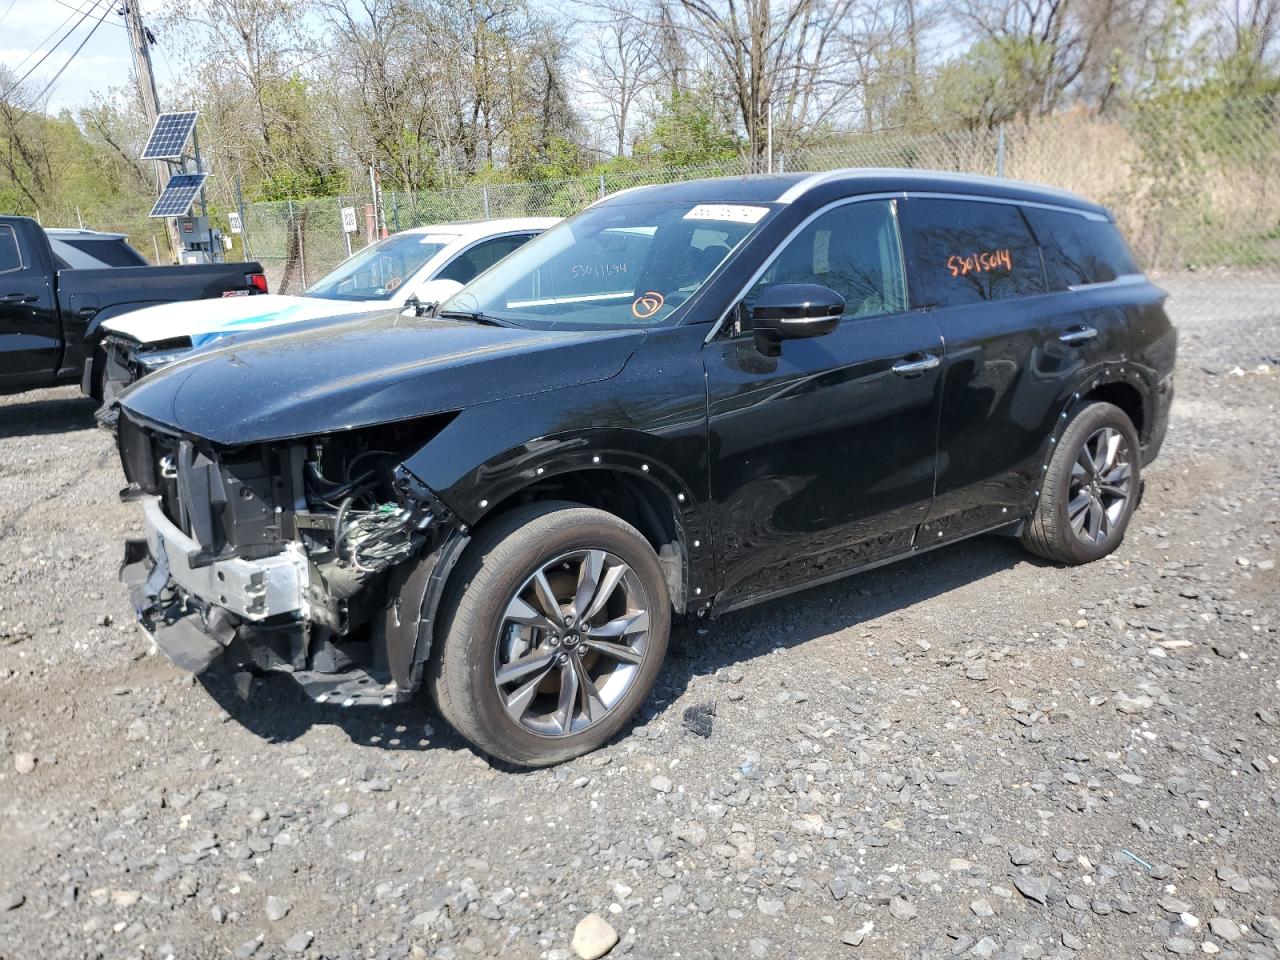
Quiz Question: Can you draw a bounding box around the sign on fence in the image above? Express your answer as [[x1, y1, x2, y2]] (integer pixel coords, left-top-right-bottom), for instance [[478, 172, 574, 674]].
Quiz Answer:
[[341, 206, 358, 234], [227, 211, 242, 234]]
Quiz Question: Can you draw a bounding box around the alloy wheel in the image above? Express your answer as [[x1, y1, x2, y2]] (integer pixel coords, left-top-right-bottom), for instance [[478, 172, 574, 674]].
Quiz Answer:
[[1067, 425, 1133, 545], [494, 549, 651, 738]]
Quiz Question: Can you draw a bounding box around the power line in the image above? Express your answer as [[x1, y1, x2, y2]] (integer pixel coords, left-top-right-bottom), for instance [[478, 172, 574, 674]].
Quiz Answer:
[[0, 0, 19, 30], [7, 1, 92, 76], [50, 0, 125, 27], [17, 1, 113, 106], [2, 0, 107, 100]]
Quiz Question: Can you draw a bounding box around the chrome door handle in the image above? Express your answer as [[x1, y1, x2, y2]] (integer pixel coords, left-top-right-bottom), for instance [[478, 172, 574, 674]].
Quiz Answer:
[[891, 353, 941, 376], [0, 292, 37, 303], [1059, 325, 1098, 345]]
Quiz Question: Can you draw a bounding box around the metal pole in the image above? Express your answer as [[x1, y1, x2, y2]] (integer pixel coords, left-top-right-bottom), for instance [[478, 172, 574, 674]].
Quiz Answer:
[[235, 175, 252, 260], [341, 195, 352, 258], [124, 0, 179, 259], [996, 126, 1007, 178], [297, 214, 307, 287], [191, 124, 217, 262], [766, 105, 773, 175], [368, 163, 377, 223], [599, 174, 606, 200], [482, 186, 490, 219]]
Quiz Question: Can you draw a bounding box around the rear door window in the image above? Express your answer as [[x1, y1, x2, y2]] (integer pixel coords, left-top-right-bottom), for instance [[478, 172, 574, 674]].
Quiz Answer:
[[0, 225, 22, 274], [436, 234, 536, 285], [1023, 208, 1140, 288], [747, 199, 906, 319], [901, 198, 1045, 308]]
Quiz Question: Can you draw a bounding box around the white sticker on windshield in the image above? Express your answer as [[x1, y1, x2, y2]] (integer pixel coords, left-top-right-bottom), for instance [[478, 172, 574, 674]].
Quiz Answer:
[[418, 234, 458, 245], [683, 204, 769, 224]]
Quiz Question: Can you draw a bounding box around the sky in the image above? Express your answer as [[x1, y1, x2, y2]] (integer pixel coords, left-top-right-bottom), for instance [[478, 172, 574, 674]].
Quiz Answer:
[[0, 0, 179, 114]]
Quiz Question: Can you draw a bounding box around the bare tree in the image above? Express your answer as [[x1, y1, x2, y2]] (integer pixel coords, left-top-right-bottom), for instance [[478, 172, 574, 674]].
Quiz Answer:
[[579, 20, 658, 156], [1219, 0, 1280, 83], [590, 0, 915, 168]]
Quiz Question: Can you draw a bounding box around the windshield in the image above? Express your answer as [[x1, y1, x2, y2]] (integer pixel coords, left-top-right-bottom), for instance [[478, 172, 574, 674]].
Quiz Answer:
[[440, 200, 772, 328], [304, 232, 457, 301]]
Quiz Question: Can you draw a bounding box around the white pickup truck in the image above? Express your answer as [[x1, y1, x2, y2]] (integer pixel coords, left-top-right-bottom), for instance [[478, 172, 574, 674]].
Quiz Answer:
[[94, 217, 557, 398]]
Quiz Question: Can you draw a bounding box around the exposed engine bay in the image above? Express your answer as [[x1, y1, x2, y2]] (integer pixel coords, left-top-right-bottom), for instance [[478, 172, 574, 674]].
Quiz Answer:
[[114, 410, 466, 703]]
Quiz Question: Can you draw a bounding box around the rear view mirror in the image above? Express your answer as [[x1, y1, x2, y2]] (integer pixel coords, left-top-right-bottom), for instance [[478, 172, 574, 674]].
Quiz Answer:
[[750, 283, 844, 355]]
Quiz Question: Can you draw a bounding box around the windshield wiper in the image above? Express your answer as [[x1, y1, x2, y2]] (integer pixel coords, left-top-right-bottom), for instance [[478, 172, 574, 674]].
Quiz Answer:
[[436, 310, 515, 328]]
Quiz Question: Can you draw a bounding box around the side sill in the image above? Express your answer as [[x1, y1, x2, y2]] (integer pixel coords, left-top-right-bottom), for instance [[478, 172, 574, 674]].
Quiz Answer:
[[711, 518, 1025, 617]]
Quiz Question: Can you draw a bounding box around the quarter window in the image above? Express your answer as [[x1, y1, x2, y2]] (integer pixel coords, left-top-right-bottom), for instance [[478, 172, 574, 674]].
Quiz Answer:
[[901, 198, 1045, 307], [0, 225, 23, 274], [747, 199, 906, 319], [1023, 207, 1139, 288]]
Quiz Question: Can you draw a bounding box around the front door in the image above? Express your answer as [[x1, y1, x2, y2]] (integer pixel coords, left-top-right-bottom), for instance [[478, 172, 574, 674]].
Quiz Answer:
[[702, 198, 945, 607], [0, 221, 59, 390]]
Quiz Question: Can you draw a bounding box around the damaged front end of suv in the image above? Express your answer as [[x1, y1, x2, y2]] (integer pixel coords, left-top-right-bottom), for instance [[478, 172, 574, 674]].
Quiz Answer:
[[117, 409, 470, 704], [105, 304, 652, 736]]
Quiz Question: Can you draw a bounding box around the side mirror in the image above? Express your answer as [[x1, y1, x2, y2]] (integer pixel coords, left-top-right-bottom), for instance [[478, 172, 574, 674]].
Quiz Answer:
[[750, 283, 844, 355], [407, 279, 464, 319]]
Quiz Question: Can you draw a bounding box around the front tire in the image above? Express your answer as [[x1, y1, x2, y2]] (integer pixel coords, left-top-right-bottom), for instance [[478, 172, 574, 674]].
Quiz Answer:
[[429, 502, 671, 767], [1021, 401, 1141, 565]]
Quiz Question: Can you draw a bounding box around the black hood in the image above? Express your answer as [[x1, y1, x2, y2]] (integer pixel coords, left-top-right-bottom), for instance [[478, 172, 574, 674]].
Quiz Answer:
[[119, 311, 644, 445]]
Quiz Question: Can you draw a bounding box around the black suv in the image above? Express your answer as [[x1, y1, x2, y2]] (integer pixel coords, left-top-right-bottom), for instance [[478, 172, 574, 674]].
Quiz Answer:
[[112, 169, 1175, 766]]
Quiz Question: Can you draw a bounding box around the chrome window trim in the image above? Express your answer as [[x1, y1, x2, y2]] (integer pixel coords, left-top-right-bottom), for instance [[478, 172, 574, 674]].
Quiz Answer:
[[896, 191, 1110, 222], [704, 189, 1116, 343], [1066, 272, 1147, 293], [776, 169, 1110, 220]]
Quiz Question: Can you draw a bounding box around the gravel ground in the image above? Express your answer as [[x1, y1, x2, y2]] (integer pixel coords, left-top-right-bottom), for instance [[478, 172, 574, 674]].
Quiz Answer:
[[0, 275, 1277, 960]]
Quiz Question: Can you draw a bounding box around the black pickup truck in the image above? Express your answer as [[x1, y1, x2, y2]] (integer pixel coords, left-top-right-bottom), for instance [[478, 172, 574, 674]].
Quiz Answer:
[[0, 215, 267, 396]]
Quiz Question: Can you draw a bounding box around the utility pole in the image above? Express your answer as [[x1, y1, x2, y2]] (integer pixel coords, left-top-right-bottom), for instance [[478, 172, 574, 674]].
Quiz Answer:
[[123, 2, 180, 262]]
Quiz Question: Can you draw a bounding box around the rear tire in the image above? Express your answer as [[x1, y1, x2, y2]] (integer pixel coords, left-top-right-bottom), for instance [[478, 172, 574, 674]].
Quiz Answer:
[[429, 502, 670, 767], [1021, 401, 1141, 565]]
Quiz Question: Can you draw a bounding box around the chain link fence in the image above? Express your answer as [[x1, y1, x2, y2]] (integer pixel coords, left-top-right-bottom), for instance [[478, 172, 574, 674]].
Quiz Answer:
[[242, 97, 1280, 294]]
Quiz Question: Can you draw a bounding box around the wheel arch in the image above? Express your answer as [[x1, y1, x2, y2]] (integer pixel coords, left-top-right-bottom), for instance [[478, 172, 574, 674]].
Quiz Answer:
[[471, 463, 693, 613], [394, 461, 697, 693], [1031, 362, 1153, 506], [1081, 378, 1146, 440]]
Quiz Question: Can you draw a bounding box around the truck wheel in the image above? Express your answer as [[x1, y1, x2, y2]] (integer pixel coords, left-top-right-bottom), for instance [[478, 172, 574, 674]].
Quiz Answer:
[[429, 502, 671, 767], [1021, 401, 1141, 565]]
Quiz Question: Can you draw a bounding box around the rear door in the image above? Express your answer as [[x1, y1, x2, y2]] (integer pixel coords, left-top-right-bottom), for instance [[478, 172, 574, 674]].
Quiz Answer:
[[0, 220, 60, 389], [899, 196, 1106, 542], [703, 197, 945, 606]]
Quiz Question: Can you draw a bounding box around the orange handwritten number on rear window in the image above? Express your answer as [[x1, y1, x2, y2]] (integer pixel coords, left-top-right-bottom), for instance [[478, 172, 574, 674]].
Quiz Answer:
[[947, 249, 1012, 277], [632, 291, 664, 319]]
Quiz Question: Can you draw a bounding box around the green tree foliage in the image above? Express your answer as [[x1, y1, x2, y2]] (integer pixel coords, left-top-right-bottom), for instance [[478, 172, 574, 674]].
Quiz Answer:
[[634, 92, 740, 167], [0, 78, 161, 251], [252, 76, 348, 200]]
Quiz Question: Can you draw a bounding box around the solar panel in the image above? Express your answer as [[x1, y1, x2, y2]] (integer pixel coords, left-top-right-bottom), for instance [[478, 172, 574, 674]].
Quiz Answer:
[[140, 111, 198, 160], [149, 173, 207, 218]]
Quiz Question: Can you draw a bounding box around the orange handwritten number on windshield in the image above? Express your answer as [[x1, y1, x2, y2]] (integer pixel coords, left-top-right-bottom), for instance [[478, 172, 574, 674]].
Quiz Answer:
[[632, 291, 664, 319]]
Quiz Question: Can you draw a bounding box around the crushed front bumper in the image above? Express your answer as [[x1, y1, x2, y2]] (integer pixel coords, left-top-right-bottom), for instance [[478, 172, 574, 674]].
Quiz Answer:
[[119, 489, 463, 708], [136, 494, 310, 621], [122, 494, 311, 674]]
